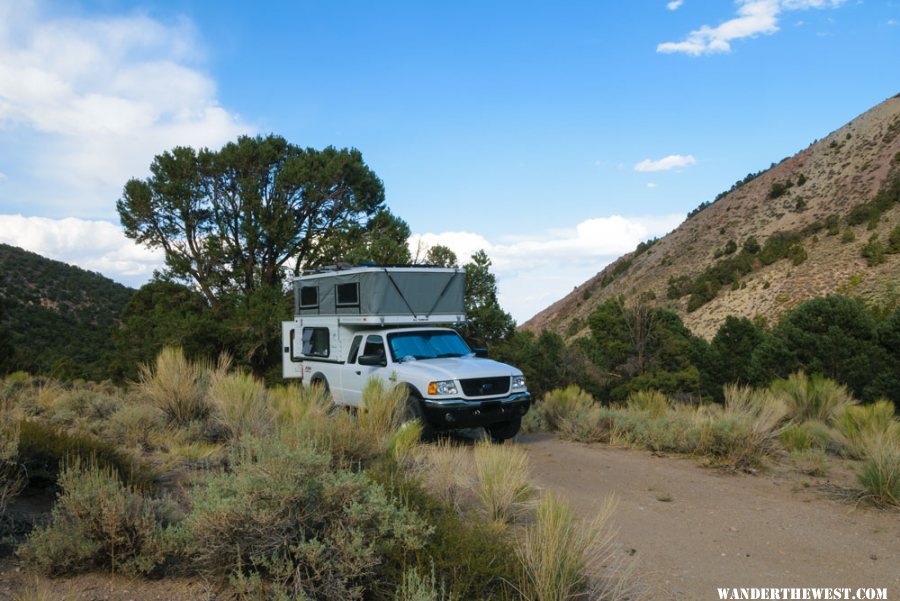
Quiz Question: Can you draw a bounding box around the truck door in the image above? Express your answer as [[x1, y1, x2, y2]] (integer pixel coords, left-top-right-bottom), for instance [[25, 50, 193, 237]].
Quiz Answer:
[[281, 321, 304, 379], [340, 334, 387, 407]]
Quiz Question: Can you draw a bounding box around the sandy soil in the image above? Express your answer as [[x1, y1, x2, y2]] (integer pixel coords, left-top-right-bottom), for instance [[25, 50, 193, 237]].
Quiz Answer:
[[519, 433, 900, 601]]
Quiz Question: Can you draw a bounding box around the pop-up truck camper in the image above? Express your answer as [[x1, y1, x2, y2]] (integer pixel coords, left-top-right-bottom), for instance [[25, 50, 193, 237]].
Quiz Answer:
[[281, 265, 531, 441]]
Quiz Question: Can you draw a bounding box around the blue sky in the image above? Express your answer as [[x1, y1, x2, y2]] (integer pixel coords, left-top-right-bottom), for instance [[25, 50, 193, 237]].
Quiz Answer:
[[0, 0, 897, 321]]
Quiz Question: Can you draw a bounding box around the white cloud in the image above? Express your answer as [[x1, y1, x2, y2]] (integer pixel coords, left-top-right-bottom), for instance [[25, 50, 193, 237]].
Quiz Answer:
[[657, 0, 845, 56], [667, 0, 685, 10], [0, 171, 7, 181], [634, 154, 696, 171], [647, 182, 657, 188], [410, 213, 684, 322], [0, 3, 251, 218], [0, 214, 164, 286], [888, 19, 898, 26]]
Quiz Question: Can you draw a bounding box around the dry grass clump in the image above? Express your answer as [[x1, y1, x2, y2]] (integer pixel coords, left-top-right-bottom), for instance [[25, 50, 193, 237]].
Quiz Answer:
[[771, 371, 856, 423], [625, 389, 670, 418], [517, 493, 631, 601], [790, 449, 832, 476], [473, 441, 532, 524], [138, 347, 211, 426], [856, 430, 900, 505], [411, 440, 473, 510], [206, 369, 273, 441], [270, 382, 332, 426], [834, 399, 898, 459], [357, 378, 408, 445]]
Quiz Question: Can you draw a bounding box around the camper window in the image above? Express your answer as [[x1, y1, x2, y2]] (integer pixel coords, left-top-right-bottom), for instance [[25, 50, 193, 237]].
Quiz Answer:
[[301, 327, 329, 357], [336, 282, 360, 307], [300, 285, 319, 309]]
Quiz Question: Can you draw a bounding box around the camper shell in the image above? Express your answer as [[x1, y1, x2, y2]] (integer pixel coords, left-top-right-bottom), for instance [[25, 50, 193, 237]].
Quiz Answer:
[[281, 265, 531, 441]]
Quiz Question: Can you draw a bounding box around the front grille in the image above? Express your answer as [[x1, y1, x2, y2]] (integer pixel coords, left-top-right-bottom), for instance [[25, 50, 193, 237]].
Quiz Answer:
[[460, 377, 510, 398]]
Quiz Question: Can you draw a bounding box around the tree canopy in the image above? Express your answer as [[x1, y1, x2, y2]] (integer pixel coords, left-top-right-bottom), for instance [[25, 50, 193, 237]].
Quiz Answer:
[[117, 135, 386, 308]]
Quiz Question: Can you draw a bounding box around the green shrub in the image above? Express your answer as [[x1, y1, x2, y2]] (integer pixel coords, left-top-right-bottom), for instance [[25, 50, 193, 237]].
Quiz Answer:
[[138, 347, 210, 426], [861, 234, 886, 266], [18, 459, 175, 576], [841, 228, 856, 243], [106, 403, 166, 450], [17, 420, 156, 489], [49, 389, 120, 430], [371, 463, 519, 601], [540, 386, 594, 431], [780, 424, 813, 451], [888, 224, 900, 253], [770, 372, 856, 423], [779, 420, 833, 453], [179, 436, 428, 601]]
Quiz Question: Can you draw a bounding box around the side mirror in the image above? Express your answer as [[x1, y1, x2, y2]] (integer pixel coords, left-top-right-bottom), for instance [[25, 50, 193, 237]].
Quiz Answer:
[[473, 347, 489, 358], [358, 354, 387, 367]]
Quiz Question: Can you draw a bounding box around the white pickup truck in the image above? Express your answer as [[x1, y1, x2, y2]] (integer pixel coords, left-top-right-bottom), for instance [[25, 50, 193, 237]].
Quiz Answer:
[[281, 266, 531, 441]]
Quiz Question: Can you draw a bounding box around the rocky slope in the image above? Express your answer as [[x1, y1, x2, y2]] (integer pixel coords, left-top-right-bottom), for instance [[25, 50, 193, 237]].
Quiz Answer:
[[523, 94, 900, 339]]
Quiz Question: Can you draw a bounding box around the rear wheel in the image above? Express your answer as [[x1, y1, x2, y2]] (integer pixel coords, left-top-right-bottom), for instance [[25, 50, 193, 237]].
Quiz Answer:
[[485, 416, 521, 443]]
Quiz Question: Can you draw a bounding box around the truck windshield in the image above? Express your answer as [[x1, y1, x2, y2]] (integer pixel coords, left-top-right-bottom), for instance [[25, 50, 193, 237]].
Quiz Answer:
[[387, 331, 472, 362]]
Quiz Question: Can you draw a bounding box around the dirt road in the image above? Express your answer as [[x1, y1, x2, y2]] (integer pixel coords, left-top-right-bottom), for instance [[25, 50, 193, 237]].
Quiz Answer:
[[519, 433, 899, 600]]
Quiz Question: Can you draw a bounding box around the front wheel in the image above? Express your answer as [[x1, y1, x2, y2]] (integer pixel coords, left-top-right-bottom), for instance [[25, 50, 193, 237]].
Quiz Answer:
[[402, 392, 435, 441], [485, 416, 521, 443]]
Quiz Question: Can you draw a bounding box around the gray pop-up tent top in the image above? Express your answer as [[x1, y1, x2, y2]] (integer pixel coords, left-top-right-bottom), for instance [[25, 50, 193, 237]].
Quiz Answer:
[[293, 266, 465, 321]]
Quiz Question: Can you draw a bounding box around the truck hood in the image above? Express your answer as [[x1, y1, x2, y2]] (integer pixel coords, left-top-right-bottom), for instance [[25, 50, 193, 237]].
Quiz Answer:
[[394, 357, 521, 381]]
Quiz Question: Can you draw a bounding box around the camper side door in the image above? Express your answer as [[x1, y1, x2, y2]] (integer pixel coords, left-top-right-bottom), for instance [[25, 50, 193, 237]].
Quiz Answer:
[[281, 321, 304, 379]]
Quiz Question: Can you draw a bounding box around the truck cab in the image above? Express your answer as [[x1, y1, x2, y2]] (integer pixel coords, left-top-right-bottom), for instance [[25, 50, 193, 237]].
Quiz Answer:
[[281, 266, 530, 441]]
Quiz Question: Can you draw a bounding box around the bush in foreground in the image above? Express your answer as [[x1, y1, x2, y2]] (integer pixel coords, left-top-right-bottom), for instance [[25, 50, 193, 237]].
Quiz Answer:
[[179, 435, 428, 601], [18, 460, 175, 577]]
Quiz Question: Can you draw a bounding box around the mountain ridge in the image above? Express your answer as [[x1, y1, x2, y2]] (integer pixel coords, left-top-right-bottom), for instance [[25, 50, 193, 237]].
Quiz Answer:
[[523, 94, 900, 339]]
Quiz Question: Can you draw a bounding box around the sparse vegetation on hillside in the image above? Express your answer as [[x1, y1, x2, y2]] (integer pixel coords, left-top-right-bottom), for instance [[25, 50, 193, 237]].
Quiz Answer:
[[0, 244, 134, 380]]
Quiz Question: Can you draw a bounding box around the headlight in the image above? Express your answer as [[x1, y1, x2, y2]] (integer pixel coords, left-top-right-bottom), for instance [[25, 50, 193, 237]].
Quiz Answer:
[[511, 375, 526, 391], [428, 380, 458, 395]]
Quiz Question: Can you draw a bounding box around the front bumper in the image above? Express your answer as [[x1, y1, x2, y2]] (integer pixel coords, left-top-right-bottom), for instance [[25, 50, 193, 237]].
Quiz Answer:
[[420, 392, 531, 429]]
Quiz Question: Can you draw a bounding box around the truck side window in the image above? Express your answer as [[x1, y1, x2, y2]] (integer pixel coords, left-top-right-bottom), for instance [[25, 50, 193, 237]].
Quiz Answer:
[[301, 327, 329, 357], [362, 335, 385, 360], [347, 335, 362, 364]]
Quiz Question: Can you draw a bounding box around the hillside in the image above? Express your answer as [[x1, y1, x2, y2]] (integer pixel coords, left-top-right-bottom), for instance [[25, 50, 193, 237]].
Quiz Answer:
[[0, 244, 134, 380], [524, 95, 900, 339]]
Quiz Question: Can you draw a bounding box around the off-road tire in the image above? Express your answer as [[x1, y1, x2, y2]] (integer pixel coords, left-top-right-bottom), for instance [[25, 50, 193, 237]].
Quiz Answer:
[[403, 392, 435, 441], [485, 416, 521, 443]]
